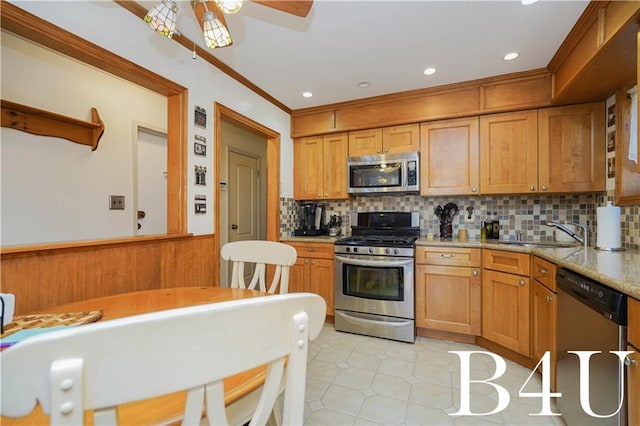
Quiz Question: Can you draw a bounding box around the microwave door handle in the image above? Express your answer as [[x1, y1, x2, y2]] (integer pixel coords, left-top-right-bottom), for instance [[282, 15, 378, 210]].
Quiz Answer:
[[335, 254, 413, 268], [402, 161, 407, 189]]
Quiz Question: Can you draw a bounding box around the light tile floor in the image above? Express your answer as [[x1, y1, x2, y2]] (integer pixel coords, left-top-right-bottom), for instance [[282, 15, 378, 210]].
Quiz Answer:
[[301, 325, 566, 426]]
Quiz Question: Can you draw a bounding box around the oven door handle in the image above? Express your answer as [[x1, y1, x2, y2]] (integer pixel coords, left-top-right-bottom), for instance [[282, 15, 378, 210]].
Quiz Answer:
[[336, 311, 413, 328], [335, 254, 413, 267]]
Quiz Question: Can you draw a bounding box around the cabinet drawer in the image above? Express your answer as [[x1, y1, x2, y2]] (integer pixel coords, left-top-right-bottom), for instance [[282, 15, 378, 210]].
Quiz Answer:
[[482, 249, 530, 276], [630, 298, 640, 348], [532, 256, 557, 292], [286, 242, 334, 260], [415, 246, 481, 267]]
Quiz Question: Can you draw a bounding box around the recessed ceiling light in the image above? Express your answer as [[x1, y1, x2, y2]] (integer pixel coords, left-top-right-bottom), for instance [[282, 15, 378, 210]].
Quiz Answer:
[[521, 0, 539, 5], [357, 80, 371, 88], [302, 91, 313, 98], [423, 67, 436, 75], [503, 52, 519, 61]]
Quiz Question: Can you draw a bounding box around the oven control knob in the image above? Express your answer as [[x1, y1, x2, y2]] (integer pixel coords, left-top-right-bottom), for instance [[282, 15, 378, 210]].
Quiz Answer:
[[385, 248, 391, 255], [346, 247, 351, 252], [353, 247, 358, 253], [368, 248, 374, 254], [394, 249, 399, 255]]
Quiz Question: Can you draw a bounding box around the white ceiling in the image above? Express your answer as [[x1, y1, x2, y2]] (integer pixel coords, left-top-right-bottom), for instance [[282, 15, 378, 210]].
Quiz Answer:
[[140, 0, 590, 110]]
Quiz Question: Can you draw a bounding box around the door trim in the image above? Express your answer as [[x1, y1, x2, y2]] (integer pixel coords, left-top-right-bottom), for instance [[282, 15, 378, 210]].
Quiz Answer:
[[214, 103, 281, 275]]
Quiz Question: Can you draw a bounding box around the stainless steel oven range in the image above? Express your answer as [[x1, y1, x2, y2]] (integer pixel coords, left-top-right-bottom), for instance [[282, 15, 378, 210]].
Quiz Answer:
[[334, 211, 419, 343]]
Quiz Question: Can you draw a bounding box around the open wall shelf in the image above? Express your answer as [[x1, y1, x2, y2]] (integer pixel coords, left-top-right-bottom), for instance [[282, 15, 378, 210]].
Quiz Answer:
[[1, 99, 105, 150]]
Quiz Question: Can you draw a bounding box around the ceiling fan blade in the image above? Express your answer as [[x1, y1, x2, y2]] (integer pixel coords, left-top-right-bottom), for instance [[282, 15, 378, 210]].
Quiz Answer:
[[251, 0, 313, 17]]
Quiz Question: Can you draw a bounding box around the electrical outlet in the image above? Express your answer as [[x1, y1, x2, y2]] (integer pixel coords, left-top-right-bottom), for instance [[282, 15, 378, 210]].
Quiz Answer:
[[465, 206, 475, 223], [465, 211, 475, 223], [109, 195, 125, 210]]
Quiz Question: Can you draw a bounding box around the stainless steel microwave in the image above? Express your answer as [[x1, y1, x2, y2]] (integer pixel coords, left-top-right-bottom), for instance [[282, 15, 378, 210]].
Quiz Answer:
[[348, 151, 419, 194]]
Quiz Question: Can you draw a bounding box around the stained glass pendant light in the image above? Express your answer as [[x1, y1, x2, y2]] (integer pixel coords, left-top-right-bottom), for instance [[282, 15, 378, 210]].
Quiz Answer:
[[144, 0, 178, 38], [203, 8, 233, 48], [215, 0, 243, 14]]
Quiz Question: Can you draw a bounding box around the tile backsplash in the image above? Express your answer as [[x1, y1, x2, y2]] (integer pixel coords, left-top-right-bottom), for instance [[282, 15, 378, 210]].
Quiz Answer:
[[281, 191, 640, 250]]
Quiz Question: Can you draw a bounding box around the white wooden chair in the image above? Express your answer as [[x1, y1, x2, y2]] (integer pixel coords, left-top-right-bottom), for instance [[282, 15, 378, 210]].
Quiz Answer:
[[221, 240, 297, 294], [0, 293, 326, 426]]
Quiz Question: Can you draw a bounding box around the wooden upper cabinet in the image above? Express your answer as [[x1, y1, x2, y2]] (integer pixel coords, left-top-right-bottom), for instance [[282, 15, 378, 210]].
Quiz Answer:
[[293, 133, 348, 200], [480, 110, 539, 194], [348, 128, 382, 156], [323, 133, 349, 199], [538, 102, 605, 193], [293, 135, 324, 200], [382, 124, 420, 154], [348, 124, 419, 156], [420, 117, 479, 196]]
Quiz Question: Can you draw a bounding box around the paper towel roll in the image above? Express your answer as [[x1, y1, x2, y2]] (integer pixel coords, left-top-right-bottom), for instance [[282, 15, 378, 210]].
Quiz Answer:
[[596, 201, 621, 250]]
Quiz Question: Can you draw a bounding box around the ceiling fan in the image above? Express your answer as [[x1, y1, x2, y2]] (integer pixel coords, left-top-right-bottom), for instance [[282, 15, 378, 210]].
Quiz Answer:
[[143, 0, 313, 49]]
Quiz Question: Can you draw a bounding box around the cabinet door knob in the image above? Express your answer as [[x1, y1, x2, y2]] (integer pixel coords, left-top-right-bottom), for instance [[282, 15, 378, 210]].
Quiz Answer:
[[546, 296, 553, 302], [625, 356, 637, 367], [472, 187, 477, 193], [538, 266, 549, 275], [541, 185, 548, 191], [311, 260, 316, 265], [472, 270, 478, 276], [440, 254, 454, 258], [324, 193, 328, 198], [306, 248, 315, 252], [304, 260, 309, 264], [384, 148, 389, 153], [530, 186, 536, 191], [519, 279, 525, 286], [317, 194, 322, 198]]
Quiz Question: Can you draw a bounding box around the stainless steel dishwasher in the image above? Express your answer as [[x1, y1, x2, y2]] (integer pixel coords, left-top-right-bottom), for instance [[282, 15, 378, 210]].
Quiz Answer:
[[556, 268, 628, 426]]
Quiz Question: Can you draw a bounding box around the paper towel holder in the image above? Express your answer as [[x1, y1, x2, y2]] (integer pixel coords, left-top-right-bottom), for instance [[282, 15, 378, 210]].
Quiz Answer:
[[595, 201, 625, 251]]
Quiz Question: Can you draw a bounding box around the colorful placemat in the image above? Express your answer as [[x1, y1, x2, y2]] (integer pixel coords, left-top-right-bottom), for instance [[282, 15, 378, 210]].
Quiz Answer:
[[1, 311, 103, 338]]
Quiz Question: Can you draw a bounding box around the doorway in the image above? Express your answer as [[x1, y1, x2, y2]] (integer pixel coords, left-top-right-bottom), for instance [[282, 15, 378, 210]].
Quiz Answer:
[[219, 121, 267, 285], [215, 103, 281, 287], [135, 126, 168, 235]]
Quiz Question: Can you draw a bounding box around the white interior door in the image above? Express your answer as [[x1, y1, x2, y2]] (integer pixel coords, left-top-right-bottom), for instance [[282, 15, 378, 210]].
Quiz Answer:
[[136, 127, 167, 235], [228, 151, 260, 284], [228, 151, 260, 243]]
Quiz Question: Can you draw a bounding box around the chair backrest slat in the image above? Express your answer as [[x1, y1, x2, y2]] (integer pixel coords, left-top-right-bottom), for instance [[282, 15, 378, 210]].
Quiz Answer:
[[221, 241, 297, 294]]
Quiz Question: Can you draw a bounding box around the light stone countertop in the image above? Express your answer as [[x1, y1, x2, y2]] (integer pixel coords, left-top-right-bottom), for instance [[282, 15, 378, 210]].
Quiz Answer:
[[416, 238, 640, 300], [282, 235, 640, 300]]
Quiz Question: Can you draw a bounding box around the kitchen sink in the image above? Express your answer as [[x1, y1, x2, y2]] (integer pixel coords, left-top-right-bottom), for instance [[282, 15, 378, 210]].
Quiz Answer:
[[494, 241, 580, 248]]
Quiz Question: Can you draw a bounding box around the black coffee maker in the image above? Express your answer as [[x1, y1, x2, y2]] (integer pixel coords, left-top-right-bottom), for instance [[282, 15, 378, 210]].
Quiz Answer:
[[294, 203, 326, 236]]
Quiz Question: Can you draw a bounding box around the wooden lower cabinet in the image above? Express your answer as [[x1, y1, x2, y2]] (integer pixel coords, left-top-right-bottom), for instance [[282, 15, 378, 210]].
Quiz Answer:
[[415, 247, 481, 335], [285, 242, 334, 316], [531, 256, 558, 391], [628, 345, 639, 426], [532, 281, 557, 391], [481, 250, 531, 356]]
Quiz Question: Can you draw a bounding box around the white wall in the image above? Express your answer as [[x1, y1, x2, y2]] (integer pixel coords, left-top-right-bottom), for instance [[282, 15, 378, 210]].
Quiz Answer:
[[2, 0, 294, 245], [1, 32, 167, 245]]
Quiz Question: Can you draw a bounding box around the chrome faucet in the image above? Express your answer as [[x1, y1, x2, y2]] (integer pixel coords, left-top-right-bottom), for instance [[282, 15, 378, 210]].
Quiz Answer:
[[545, 221, 589, 249]]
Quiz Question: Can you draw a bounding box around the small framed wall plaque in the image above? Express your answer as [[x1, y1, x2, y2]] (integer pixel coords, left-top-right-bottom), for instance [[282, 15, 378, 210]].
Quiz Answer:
[[195, 165, 207, 185], [195, 105, 207, 129], [194, 142, 206, 156], [195, 194, 206, 214]]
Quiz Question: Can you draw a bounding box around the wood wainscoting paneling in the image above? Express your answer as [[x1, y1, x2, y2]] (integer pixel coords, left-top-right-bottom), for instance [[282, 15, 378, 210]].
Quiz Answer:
[[1, 234, 217, 315]]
